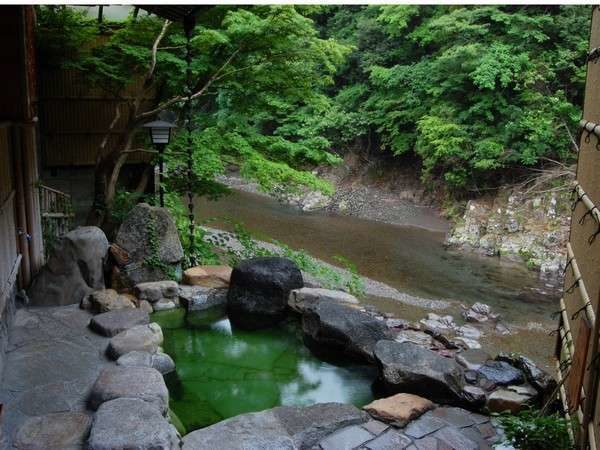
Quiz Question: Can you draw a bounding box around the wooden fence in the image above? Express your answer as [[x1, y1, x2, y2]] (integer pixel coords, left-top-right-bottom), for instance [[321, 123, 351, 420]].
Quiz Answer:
[[557, 7, 600, 449], [0, 125, 20, 308], [38, 68, 155, 167]]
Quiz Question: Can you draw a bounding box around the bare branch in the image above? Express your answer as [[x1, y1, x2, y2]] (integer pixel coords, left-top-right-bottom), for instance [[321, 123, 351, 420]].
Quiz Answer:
[[96, 103, 122, 165], [144, 19, 171, 87], [561, 120, 580, 153], [136, 47, 242, 122]]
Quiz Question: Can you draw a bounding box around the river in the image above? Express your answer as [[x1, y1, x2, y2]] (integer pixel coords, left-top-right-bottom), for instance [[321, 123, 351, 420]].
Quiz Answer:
[[195, 189, 560, 368]]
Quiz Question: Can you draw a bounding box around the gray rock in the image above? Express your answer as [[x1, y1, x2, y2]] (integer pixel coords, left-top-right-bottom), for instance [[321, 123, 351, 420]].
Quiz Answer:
[[477, 361, 524, 386], [288, 287, 358, 314], [182, 409, 294, 450], [88, 398, 179, 450], [227, 257, 303, 329], [114, 203, 183, 287], [153, 299, 177, 311], [84, 289, 136, 314], [374, 341, 468, 406], [318, 425, 374, 450], [89, 308, 149, 337], [433, 426, 478, 450], [302, 302, 393, 363], [28, 226, 109, 306], [180, 286, 227, 311], [117, 351, 175, 375], [107, 323, 163, 359], [139, 299, 154, 314], [89, 366, 169, 415], [404, 412, 447, 439], [363, 429, 412, 450], [182, 402, 367, 450], [135, 280, 179, 303], [14, 411, 92, 450], [496, 353, 555, 394], [273, 402, 369, 448], [487, 388, 533, 413]]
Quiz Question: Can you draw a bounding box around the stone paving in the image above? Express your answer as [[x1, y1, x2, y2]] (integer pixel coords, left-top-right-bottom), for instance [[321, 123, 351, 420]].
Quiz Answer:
[[0, 305, 115, 449], [314, 407, 505, 450]]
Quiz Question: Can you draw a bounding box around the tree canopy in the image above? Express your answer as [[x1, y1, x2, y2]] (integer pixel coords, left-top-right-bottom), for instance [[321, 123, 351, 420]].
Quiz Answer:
[[36, 5, 590, 200], [312, 5, 589, 191]]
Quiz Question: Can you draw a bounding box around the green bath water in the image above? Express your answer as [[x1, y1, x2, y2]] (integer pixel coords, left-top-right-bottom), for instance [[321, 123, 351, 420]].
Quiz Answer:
[[152, 309, 376, 433]]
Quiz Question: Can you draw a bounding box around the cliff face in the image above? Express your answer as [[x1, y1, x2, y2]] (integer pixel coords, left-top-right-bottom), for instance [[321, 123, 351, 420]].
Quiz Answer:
[[446, 189, 571, 281]]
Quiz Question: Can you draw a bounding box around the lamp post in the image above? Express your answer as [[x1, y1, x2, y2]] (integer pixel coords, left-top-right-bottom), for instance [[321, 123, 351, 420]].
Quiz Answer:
[[142, 118, 176, 207]]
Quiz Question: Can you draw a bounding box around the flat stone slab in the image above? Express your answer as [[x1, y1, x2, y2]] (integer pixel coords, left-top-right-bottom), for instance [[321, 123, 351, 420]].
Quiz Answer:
[[364, 429, 412, 450], [364, 393, 434, 427], [107, 323, 163, 359], [89, 308, 149, 337], [477, 361, 524, 386], [14, 411, 92, 450], [88, 398, 179, 450], [288, 287, 358, 314], [183, 265, 232, 288], [183, 402, 368, 450], [89, 366, 169, 415], [318, 425, 374, 450], [116, 351, 175, 374], [179, 286, 227, 312], [433, 426, 478, 450], [404, 412, 447, 439]]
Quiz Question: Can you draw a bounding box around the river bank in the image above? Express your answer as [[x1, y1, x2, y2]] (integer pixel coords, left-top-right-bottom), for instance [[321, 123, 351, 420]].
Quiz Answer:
[[196, 192, 559, 370]]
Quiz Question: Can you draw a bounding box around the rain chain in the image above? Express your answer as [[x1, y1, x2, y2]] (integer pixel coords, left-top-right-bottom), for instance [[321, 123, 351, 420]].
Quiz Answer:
[[184, 15, 197, 264]]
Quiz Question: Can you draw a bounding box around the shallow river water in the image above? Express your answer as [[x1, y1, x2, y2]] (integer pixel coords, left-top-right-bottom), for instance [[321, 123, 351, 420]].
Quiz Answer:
[[195, 190, 560, 326]]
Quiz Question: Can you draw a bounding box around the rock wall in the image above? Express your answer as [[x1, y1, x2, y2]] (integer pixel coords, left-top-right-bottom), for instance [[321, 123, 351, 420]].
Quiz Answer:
[[447, 189, 570, 280]]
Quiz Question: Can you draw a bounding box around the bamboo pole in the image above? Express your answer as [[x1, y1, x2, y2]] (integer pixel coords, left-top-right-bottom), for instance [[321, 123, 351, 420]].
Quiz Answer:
[[566, 242, 596, 328]]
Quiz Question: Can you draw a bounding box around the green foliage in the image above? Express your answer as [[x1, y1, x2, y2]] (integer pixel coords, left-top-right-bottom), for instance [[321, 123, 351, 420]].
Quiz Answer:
[[143, 217, 177, 280], [313, 5, 588, 192], [497, 409, 574, 450], [36, 6, 347, 198]]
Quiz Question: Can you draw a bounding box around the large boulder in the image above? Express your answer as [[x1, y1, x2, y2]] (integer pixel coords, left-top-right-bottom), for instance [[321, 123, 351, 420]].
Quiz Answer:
[[107, 323, 163, 359], [227, 257, 303, 329], [374, 341, 468, 406], [182, 403, 367, 450], [302, 301, 392, 363], [88, 398, 179, 450], [113, 203, 183, 287], [89, 366, 169, 415], [28, 226, 109, 306]]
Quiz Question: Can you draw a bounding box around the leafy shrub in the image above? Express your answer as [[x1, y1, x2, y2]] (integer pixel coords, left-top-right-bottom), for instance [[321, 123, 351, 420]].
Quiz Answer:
[[497, 409, 573, 450]]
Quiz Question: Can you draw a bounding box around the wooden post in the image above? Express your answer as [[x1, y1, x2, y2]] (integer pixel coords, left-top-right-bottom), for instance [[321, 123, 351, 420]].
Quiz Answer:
[[12, 126, 30, 287], [20, 123, 43, 276]]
